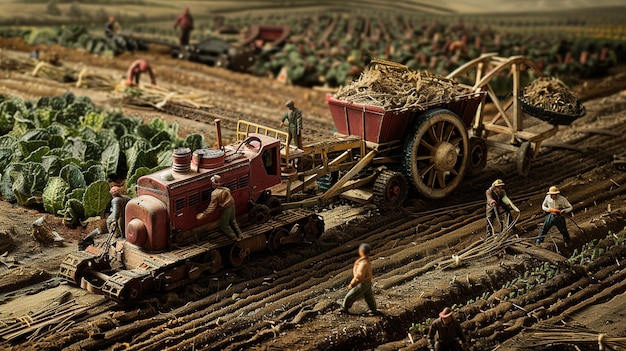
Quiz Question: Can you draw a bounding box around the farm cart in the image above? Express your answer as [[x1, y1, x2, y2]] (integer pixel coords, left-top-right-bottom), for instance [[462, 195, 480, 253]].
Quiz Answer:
[[238, 88, 485, 206], [238, 55, 582, 207], [446, 53, 583, 176]]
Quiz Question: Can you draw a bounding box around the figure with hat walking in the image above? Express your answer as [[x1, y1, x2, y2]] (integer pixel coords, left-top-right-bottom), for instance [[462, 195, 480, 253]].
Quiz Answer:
[[427, 307, 470, 351], [536, 186, 572, 245], [485, 179, 519, 236], [196, 175, 242, 241], [280, 100, 303, 150], [339, 243, 378, 315]]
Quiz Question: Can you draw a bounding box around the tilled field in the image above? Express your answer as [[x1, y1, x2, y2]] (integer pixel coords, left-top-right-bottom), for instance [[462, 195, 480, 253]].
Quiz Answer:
[[0, 42, 626, 351]]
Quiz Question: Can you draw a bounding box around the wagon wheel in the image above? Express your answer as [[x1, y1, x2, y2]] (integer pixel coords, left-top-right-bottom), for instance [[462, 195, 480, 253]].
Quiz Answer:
[[268, 228, 289, 253], [248, 204, 270, 224], [517, 141, 534, 177], [466, 137, 488, 176], [264, 196, 283, 215], [403, 108, 469, 199], [203, 249, 222, 274], [373, 170, 408, 208]]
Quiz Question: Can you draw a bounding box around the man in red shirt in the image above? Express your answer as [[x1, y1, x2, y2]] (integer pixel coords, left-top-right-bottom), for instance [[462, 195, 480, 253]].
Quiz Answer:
[[173, 7, 194, 46], [126, 59, 156, 87]]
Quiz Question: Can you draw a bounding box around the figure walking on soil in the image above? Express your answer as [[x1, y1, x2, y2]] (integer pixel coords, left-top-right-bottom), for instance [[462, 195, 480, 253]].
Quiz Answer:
[[340, 243, 378, 315], [427, 307, 470, 351], [196, 175, 242, 241], [280, 100, 303, 149], [536, 186, 572, 245], [485, 179, 519, 235], [173, 7, 194, 47], [126, 59, 156, 87]]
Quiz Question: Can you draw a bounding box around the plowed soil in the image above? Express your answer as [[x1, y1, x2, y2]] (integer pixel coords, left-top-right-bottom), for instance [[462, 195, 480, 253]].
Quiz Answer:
[[1, 39, 626, 351]]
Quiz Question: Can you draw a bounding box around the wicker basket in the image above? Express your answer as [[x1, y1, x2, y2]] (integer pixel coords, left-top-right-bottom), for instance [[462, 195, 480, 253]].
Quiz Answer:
[[518, 97, 585, 126]]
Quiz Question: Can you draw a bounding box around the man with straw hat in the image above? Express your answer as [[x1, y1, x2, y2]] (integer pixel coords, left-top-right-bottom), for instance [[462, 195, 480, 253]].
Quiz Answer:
[[536, 185, 573, 246], [196, 175, 242, 241], [485, 179, 519, 236], [339, 243, 378, 315], [427, 307, 469, 351]]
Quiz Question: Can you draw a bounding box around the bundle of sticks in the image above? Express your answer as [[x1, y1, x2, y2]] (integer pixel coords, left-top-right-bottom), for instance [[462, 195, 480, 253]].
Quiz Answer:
[[0, 52, 118, 90], [0, 292, 89, 342], [519, 324, 626, 350], [0, 54, 76, 83], [120, 84, 215, 110], [334, 62, 474, 111], [438, 213, 521, 270]]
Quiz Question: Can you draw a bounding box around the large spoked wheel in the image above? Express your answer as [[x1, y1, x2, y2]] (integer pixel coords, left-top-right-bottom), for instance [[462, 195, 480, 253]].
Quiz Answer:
[[403, 109, 469, 199], [467, 137, 487, 176], [373, 170, 408, 208]]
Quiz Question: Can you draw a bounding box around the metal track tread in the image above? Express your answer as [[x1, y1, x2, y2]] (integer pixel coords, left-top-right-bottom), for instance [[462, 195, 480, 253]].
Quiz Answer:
[[120, 208, 315, 274]]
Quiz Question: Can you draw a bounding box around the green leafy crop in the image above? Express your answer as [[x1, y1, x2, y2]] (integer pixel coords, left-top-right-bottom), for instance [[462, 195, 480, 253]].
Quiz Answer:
[[0, 93, 207, 226]]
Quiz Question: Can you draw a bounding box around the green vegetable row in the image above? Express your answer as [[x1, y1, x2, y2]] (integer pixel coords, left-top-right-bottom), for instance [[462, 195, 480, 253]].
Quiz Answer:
[[0, 92, 206, 225]]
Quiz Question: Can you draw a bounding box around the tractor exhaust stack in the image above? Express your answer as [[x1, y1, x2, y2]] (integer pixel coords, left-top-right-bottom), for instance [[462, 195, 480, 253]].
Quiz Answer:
[[215, 119, 223, 150]]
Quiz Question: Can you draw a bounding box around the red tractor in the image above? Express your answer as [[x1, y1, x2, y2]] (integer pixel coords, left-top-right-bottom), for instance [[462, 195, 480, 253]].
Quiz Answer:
[[60, 121, 323, 302]]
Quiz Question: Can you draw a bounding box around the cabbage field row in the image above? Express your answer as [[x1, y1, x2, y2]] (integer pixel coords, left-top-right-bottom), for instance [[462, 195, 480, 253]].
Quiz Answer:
[[3, 8, 623, 87], [0, 93, 205, 225]]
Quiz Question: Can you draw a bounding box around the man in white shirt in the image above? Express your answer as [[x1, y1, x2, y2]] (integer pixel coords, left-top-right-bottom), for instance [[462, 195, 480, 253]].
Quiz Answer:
[[536, 186, 573, 245]]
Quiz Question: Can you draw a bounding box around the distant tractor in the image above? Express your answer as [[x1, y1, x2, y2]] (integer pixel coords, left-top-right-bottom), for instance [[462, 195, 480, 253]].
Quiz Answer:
[[118, 24, 291, 72]]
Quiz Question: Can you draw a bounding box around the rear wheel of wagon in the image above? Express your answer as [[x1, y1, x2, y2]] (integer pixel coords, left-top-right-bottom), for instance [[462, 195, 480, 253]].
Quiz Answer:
[[373, 170, 408, 208], [403, 108, 469, 199], [467, 137, 487, 176]]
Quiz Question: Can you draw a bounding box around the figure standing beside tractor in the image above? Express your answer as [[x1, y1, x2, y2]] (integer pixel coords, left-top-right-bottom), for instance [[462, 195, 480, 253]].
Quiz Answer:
[[280, 100, 303, 149]]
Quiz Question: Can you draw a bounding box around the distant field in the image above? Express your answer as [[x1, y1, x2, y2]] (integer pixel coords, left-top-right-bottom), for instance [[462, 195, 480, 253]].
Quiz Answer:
[[0, 0, 625, 27]]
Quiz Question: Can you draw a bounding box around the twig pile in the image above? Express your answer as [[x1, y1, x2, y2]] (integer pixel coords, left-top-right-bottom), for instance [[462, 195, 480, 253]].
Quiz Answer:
[[0, 55, 76, 82], [0, 292, 89, 342], [120, 85, 216, 110], [75, 68, 117, 90], [521, 77, 583, 116], [519, 324, 626, 350], [438, 214, 521, 270], [334, 63, 474, 111]]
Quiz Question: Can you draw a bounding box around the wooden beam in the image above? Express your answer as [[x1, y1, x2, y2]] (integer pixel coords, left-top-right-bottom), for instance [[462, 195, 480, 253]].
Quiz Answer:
[[321, 149, 378, 202]]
